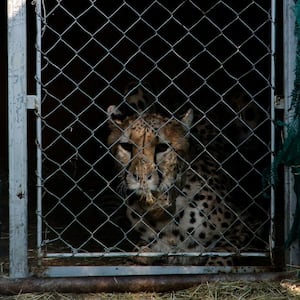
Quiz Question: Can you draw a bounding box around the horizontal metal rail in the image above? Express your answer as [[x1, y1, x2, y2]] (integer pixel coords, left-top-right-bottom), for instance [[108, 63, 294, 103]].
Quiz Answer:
[[44, 251, 270, 258], [43, 265, 275, 277]]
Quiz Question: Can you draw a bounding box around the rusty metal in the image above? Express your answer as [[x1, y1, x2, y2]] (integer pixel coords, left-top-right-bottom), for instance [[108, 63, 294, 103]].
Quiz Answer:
[[0, 272, 296, 295]]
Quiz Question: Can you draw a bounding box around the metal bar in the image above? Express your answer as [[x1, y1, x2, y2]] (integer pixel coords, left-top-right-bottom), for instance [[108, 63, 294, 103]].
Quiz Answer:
[[283, 0, 300, 266], [7, 0, 28, 278], [270, 0, 277, 260], [0, 272, 295, 295], [43, 266, 274, 277], [44, 251, 270, 258], [35, 0, 43, 262]]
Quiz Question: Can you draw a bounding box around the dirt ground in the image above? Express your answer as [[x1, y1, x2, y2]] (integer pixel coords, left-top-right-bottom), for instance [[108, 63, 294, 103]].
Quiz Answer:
[[0, 280, 300, 299]]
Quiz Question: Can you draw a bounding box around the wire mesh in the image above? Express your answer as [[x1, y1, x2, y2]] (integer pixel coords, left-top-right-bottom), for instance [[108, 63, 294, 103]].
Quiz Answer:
[[36, 0, 275, 267]]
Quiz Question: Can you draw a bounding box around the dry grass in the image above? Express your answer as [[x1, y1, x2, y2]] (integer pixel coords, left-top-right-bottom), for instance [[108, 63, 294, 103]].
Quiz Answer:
[[1, 280, 300, 300]]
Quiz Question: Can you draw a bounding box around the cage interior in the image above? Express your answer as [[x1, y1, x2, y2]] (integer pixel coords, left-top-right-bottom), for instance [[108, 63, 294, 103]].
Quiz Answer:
[[37, 0, 274, 268]]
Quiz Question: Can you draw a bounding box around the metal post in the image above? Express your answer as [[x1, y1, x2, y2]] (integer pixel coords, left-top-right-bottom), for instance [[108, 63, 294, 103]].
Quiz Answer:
[[270, 0, 277, 259], [35, 0, 43, 262], [7, 0, 28, 278], [283, 0, 300, 266]]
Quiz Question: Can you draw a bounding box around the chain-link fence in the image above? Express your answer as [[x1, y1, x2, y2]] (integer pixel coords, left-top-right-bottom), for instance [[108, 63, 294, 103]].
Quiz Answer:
[[36, 0, 276, 271]]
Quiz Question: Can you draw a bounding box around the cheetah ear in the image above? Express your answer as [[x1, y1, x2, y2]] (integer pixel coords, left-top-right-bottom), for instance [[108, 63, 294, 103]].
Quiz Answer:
[[107, 105, 125, 126], [181, 108, 193, 129]]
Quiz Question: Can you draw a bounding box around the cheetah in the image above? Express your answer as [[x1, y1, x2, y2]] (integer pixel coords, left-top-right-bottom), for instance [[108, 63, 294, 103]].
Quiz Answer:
[[106, 105, 255, 265]]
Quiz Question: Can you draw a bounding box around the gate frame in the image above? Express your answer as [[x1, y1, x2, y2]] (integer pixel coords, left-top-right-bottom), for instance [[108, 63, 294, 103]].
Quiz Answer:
[[34, 0, 282, 277], [33, 0, 290, 277]]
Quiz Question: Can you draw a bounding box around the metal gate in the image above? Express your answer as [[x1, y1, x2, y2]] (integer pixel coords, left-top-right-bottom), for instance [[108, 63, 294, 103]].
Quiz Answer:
[[33, 0, 278, 276]]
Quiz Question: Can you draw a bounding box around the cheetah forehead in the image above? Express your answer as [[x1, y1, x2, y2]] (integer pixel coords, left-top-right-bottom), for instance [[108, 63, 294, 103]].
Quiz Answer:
[[124, 114, 173, 133], [107, 107, 193, 148]]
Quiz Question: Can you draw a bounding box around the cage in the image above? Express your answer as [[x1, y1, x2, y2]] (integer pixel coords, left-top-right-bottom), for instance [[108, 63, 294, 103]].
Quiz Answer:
[[5, 0, 300, 279]]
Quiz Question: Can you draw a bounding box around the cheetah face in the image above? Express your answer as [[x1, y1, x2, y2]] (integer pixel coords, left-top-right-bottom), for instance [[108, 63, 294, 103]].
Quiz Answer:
[[107, 106, 193, 207]]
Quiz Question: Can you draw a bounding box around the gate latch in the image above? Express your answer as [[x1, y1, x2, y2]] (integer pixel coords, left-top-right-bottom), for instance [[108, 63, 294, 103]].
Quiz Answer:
[[26, 95, 38, 110], [274, 95, 285, 110]]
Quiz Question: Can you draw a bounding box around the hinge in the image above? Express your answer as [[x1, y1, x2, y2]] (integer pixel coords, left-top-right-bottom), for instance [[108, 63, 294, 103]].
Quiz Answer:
[[274, 95, 285, 110], [26, 95, 37, 110]]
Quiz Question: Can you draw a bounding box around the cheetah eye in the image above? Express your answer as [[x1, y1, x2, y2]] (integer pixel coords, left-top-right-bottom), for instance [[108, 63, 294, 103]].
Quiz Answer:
[[119, 142, 133, 152], [155, 143, 169, 153]]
